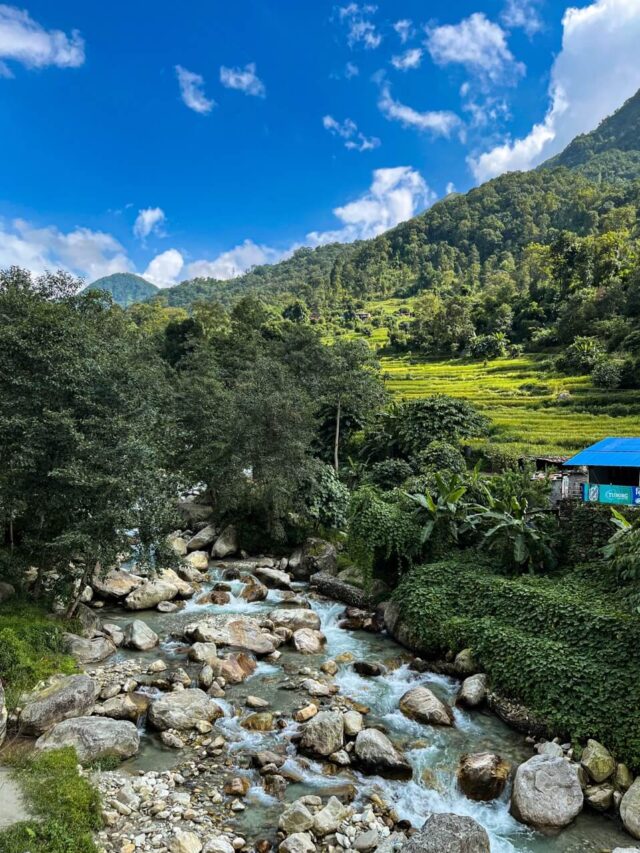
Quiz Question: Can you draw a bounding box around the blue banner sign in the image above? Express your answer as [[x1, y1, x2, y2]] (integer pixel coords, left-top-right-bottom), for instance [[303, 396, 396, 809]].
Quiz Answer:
[[583, 483, 640, 505]]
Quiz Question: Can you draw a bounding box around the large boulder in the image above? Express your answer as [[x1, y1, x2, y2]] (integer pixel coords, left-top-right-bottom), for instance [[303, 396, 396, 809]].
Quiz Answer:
[[92, 567, 143, 599], [186, 524, 218, 552], [354, 729, 412, 780], [158, 569, 195, 598], [279, 833, 316, 853], [270, 608, 321, 632], [0, 680, 7, 747], [217, 652, 257, 684], [620, 778, 640, 838], [123, 619, 159, 651], [254, 567, 293, 590], [240, 577, 268, 603], [148, 688, 223, 731], [299, 710, 344, 757], [177, 499, 214, 527], [581, 738, 615, 783], [63, 633, 116, 664], [457, 674, 488, 709], [35, 716, 139, 762], [399, 687, 454, 726], [167, 532, 188, 557], [292, 628, 325, 654], [279, 801, 314, 834], [291, 538, 337, 580], [183, 551, 209, 571], [511, 754, 583, 831], [212, 525, 238, 559], [457, 752, 511, 801], [400, 813, 490, 853], [188, 642, 219, 666], [313, 796, 351, 836], [20, 674, 97, 736], [0, 581, 15, 603], [125, 578, 178, 610], [186, 616, 276, 656]]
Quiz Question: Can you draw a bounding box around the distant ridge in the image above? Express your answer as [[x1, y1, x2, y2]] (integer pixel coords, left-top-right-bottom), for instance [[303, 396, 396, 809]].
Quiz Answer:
[[85, 272, 158, 307]]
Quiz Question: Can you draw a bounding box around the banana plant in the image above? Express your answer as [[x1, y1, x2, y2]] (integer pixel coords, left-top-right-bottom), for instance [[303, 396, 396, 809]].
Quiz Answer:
[[407, 472, 468, 546], [470, 495, 555, 573], [603, 508, 640, 585]]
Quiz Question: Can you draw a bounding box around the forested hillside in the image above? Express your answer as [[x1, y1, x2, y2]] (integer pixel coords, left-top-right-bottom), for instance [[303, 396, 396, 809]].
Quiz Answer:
[[85, 272, 158, 307]]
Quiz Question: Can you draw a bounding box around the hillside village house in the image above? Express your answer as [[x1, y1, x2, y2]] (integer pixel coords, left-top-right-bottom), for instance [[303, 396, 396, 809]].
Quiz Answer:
[[564, 437, 640, 506]]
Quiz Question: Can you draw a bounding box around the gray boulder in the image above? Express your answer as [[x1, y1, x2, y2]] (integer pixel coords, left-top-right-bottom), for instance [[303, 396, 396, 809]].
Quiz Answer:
[[240, 576, 268, 603], [400, 813, 490, 853], [123, 619, 159, 651], [511, 754, 583, 830], [125, 578, 178, 610], [254, 567, 293, 590], [292, 628, 325, 654], [63, 633, 116, 664], [186, 523, 218, 552], [300, 711, 344, 757], [270, 608, 321, 632], [20, 674, 97, 735], [292, 538, 337, 580], [92, 567, 143, 599], [457, 752, 511, 801], [581, 738, 615, 783], [278, 801, 314, 835], [148, 688, 223, 731], [313, 796, 351, 836], [457, 674, 488, 708], [212, 524, 239, 558], [354, 728, 412, 780], [35, 715, 139, 762], [399, 686, 454, 726], [621, 778, 640, 839], [279, 833, 316, 853]]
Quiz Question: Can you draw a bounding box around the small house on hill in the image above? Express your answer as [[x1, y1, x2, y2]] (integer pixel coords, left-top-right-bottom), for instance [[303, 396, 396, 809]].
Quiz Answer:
[[564, 437, 640, 506]]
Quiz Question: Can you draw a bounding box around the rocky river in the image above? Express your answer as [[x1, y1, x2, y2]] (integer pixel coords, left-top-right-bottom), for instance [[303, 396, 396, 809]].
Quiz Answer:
[[5, 540, 639, 853]]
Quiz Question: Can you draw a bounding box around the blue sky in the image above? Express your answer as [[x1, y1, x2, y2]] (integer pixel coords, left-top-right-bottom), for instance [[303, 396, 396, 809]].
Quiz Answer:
[[0, 0, 639, 286]]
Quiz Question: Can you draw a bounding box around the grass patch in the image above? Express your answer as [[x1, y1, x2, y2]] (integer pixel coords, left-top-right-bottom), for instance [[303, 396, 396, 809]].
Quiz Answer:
[[0, 600, 77, 709], [0, 748, 100, 853]]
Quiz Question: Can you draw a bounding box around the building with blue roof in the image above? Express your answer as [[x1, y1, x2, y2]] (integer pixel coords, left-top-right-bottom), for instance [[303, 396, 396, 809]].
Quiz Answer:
[[564, 437, 640, 506]]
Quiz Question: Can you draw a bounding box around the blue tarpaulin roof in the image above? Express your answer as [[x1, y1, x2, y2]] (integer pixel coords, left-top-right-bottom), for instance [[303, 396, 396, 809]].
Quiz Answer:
[[564, 437, 640, 468]]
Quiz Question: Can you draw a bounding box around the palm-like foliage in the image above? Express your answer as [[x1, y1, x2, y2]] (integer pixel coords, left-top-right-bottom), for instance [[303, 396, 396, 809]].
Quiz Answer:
[[407, 472, 468, 547], [470, 495, 555, 573], [603, 508, 640, 584]]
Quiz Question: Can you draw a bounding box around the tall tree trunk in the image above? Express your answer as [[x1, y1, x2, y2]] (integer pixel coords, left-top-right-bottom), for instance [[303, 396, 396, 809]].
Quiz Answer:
[[65, 562, 93, 619], [333, 397, 341, 474]]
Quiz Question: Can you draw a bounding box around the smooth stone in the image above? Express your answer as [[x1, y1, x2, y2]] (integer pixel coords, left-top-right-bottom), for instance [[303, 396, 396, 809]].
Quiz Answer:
[[35, 716, 139, 763], [401, 813, 490, 852], [511, 754, 583, 831], [19, 674, 97, 735]]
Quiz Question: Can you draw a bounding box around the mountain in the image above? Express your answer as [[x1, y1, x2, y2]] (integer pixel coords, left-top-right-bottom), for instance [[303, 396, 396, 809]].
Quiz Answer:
[[85, 273, 159, 307], [543, 88, 640, 183]]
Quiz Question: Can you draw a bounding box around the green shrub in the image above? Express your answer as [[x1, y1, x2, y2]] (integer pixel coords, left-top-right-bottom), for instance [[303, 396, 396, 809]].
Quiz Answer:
[[0, 748, 100, 853], [393, 556, 640, 768]]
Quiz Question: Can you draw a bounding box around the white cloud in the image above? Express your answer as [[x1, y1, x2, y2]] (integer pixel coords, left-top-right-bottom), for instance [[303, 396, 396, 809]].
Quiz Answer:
[[323, 114, 380, 152], [501, 0, 543, 36], [307, 166, 435, 244], [377, 78, 461, 137], [0, 5, 84, 72], [345, 61, 359, 78], [338, 4, 382, 49], [393, 19, 413, 43], [175, 65, 215, 114], [133, 207, 166, 241], [0, 218, 132, 281], [445, 182, 456, 195], [220, 62, 265, 97], [425, 13, 525, 85], [469, 0, 640, 182], [186, 239, 282, 280], [143, 249, 184, 288], [391, 47, 423, 71]]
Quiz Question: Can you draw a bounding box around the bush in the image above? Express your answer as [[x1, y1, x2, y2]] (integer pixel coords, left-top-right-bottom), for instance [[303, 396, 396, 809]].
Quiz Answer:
[[365, 459, 414, 489], [393, 556, 640, 768], [556, 336, 604, 374], [415, 440, 466, 475], [592, 359, 622, 389]]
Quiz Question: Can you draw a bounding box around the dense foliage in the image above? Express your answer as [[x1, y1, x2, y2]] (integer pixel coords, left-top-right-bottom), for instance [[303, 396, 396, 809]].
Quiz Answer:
[[85, 272, 159, 307]]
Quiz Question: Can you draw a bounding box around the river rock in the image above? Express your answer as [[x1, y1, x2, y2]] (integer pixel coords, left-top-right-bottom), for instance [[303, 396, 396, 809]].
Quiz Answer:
[[0, 681, 7, 746], [159, 568, 195, 598], [255, 567, 293, 590], [401, 813, 490, 853], [92, 567, 143, 599], [291, 538, 337, 580], [343, 710, 364, 736], [187, 524, 218, 552], [35, 716, 139, 762], [300, 678, 332, 697], [184, 550, 210, 571], [279, 833, 316, 853], [123, 619, 159, 651], [188, 642, 219, 666], [313, 796, 351, 836], [170, 830, 203, 853], [212, 525, 239, 558], [187, 616, 276, 655], [585, 782, 614, 811], [270, 608, 321, 632], [203, 839, 235, 853], [148, 688, 223, 730], [125, 578, 178, 610], [279, 801, 314, 834], [621, 778, 640, 838], [354, 729, 412, 780], [399, 686, 454, 726], [453, 649, 478, 676], [218, 652, 257, 683], [457, 752, 511, 801], [241, 577, 268, 602], [353, 661, 385, 677], [242, 712, 274, 731], [299, 710, 344, 756], [63, 633, 116, 664], [99, 694, 141, 722], [102, 623, 124, 646], [292, 628, 325, 654], [20, 674, 97, 736], [616, 763, 634, 792], [294, 704, 318, 723], [457, 674, 488, 708], [167, 533, 189, 557], [511, 754, 583, 830], [581, 738, 615, 783]]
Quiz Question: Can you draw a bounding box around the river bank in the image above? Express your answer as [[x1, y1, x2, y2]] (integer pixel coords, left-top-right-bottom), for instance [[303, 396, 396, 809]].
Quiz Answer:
[[2, 541, 638, 853]]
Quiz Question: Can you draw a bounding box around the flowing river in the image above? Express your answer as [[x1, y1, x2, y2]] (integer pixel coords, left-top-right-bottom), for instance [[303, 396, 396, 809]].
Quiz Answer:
[[97, 560, 633, 853]]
